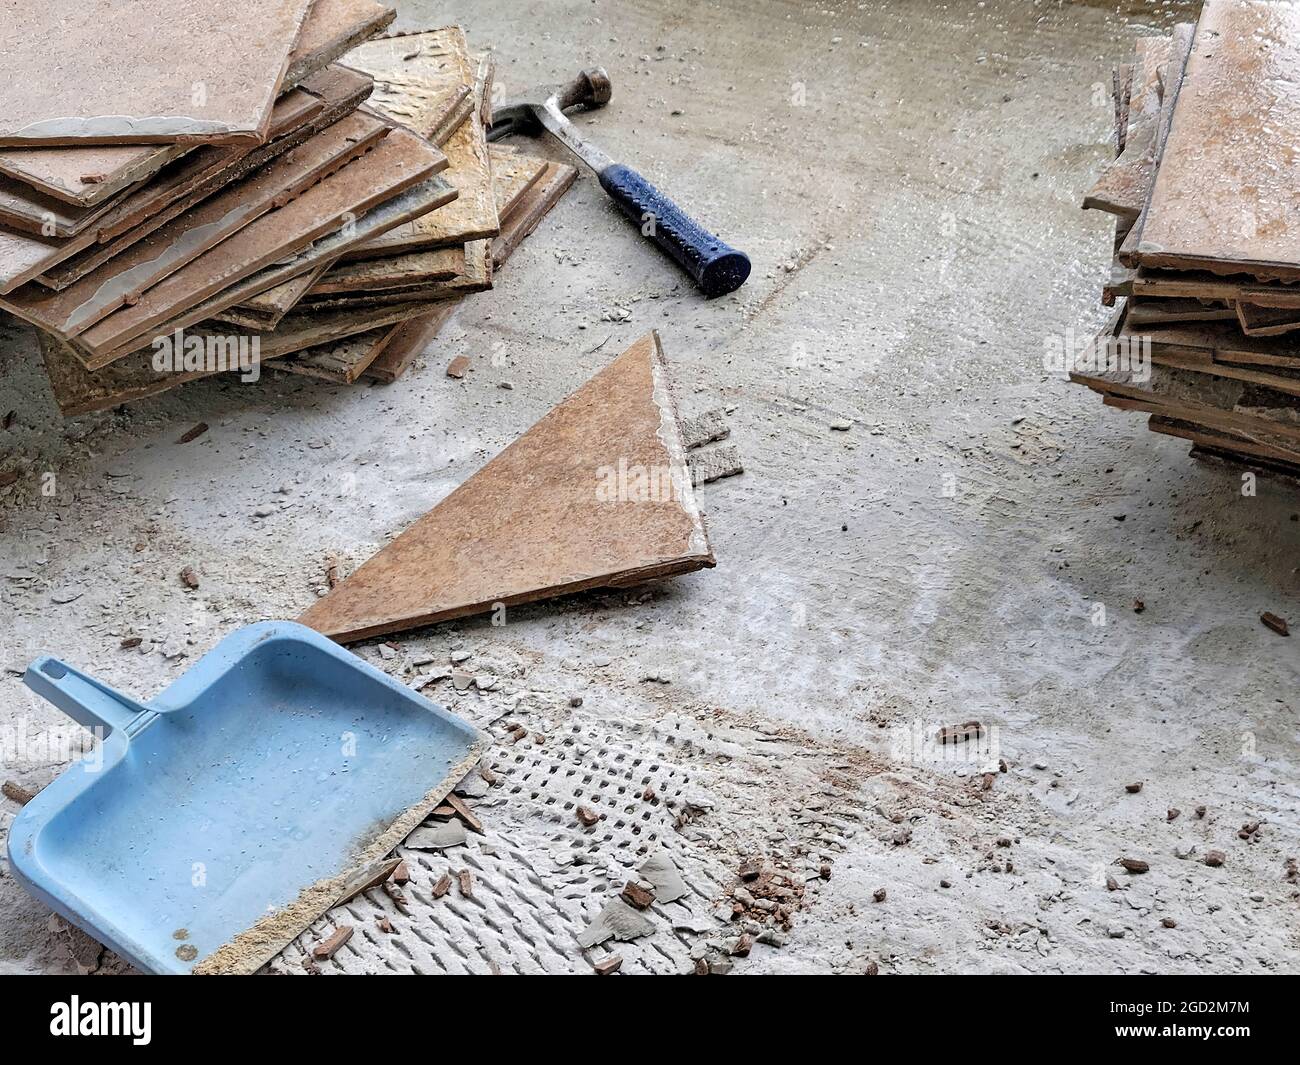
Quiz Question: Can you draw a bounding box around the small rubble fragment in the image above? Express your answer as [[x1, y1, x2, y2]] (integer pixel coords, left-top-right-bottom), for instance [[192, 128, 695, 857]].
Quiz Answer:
[[620, 881, 655, 910], [937, 721, 982, 746], [334, 858, 401, 906], [312, 925, 353, 960], [576, 898, 656, 948], [2, 780, 35, 805], [445, 793, 483, 834], [405, 820, 468, 850], [1260, 611, 1290, 637], [639, 850, 689, 904], [679, 408, 730, 449], [688, 444, 744, 486]]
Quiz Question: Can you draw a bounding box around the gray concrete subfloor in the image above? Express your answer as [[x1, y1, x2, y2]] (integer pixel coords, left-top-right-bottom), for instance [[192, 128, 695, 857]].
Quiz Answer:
[[1, 0, 1296, 974]]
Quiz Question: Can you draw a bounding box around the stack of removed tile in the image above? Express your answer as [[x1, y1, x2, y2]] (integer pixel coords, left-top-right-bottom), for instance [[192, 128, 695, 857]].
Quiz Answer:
[[2, 13, 578, 413], [1074, 0, 1300, 477]]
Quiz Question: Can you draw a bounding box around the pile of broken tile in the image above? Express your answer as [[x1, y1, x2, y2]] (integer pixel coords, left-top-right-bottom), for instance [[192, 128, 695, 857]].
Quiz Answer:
[[1074, 0, 1300, 477], [0, 2, 578, 413]]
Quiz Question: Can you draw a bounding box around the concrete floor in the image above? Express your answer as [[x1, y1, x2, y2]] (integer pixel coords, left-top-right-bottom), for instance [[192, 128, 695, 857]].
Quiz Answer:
[[1, 0, 1297, 974]]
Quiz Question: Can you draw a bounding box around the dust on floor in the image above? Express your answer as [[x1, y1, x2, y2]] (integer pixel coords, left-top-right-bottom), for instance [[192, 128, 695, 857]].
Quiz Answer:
[[2, 0, 1296, 974]]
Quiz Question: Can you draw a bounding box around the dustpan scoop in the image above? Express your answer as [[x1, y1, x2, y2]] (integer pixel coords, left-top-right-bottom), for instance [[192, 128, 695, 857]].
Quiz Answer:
[[7, 621, 487, 974]]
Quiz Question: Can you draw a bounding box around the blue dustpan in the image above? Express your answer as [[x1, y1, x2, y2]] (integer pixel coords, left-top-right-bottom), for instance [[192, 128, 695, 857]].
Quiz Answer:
[[7, 621, 486, 974]]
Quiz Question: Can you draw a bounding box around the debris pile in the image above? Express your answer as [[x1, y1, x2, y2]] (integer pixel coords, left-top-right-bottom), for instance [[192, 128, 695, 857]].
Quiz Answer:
[[0, 4, 576, 412], [1073, 0, 1300, 476]]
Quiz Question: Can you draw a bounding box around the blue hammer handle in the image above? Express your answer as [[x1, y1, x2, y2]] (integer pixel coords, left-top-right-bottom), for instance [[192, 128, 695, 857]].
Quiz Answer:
[[598, 163, 751, 299]]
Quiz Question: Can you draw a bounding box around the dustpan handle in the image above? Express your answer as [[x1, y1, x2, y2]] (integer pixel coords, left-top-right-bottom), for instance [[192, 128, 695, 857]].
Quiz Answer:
[[24, 656, 154, 736]]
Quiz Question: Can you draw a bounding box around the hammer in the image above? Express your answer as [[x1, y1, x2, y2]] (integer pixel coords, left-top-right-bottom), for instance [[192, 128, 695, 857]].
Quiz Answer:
[[489, 68, 751, 298]]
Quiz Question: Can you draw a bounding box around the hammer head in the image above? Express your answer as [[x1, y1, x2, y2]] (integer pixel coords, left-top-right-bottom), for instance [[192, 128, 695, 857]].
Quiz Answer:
[[488, 67, 612, 141]]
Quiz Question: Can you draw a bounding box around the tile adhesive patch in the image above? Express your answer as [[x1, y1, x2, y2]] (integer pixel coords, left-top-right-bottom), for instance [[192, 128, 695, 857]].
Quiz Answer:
[[343, 27, 476, 141], [260, 682, 865, 975], [298, 332, 716, 642], [0, 1, 316, 147], [341, 28, 499, 261], [44, 657, 866, 977]]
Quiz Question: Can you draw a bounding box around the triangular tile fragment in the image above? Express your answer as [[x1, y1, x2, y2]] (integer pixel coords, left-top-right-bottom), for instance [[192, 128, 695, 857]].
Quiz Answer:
[[300, 331, 715, 641]]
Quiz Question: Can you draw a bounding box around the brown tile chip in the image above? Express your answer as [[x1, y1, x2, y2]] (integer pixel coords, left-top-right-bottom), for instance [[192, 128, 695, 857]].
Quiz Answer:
[[1261, 612, 1290, 637]]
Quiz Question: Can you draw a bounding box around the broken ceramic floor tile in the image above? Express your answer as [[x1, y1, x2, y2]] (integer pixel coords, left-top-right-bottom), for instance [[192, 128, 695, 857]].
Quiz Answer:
[[299, 332, 714, 642]]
